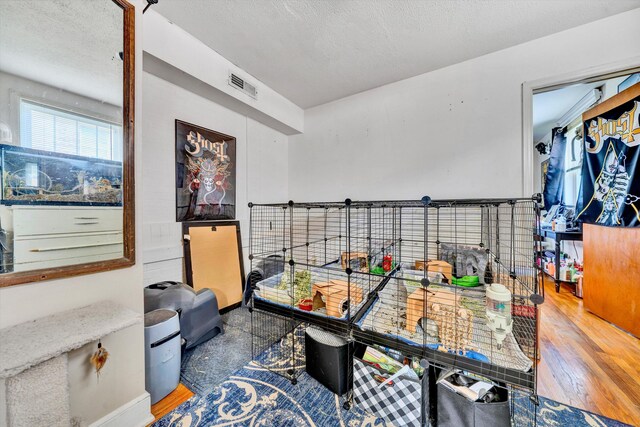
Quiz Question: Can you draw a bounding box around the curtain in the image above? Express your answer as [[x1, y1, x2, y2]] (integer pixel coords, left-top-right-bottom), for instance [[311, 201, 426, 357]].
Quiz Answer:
[[542, 127, 566, 209]]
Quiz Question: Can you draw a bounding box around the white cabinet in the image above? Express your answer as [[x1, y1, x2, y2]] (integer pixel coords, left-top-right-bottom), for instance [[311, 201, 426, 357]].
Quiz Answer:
[[9, 206, 123, 272]]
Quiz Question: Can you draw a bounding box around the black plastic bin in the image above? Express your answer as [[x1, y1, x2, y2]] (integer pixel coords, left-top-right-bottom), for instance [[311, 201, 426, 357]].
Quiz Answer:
[[305, 326, 354, 395], [431, 371, 511, 427]]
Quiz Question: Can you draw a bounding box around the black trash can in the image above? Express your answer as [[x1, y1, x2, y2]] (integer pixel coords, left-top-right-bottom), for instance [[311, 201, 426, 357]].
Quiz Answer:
[[304, 326, 353, 395]]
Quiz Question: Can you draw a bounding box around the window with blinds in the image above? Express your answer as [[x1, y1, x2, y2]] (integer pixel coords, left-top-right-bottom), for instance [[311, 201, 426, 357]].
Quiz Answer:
[[19, 100, 123, 161]]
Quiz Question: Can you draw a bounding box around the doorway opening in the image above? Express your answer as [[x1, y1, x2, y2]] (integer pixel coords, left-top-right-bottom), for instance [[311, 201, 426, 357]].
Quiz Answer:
[[522, 66, 640, 425]]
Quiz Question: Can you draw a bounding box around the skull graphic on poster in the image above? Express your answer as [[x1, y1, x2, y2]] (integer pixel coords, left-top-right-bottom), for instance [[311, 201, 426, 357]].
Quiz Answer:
[[186, 156, 231, 210], [576, 91, 640, 227], [176, 121, 236, 221]]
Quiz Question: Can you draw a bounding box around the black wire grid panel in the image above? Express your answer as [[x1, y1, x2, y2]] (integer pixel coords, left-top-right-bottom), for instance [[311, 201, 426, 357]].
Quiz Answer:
[[250, 307, 306, 383], [247, 197, 542, 398]]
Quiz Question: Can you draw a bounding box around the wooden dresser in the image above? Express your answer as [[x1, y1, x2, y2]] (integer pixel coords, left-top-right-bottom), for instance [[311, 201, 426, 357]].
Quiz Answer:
[[583, 224, 640, 338], [9, 206, 123, 272]]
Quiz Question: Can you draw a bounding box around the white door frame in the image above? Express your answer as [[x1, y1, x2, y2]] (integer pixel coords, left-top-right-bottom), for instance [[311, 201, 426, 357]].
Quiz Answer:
[[521, 55, 640, 197]]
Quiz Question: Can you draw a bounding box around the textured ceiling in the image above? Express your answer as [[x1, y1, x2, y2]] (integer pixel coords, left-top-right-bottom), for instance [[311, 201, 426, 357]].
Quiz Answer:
[[0, 0, 123, 106], [153, 0, 640, 108]]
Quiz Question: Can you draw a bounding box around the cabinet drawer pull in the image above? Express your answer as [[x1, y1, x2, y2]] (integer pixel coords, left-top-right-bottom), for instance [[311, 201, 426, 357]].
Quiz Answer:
[[74, 217, 100, 220], [29, 241, 122, 252], [74, 222, 100, 225]]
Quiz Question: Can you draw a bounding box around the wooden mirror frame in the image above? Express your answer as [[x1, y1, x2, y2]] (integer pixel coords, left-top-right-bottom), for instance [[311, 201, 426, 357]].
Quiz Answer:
[[1, 0, 135, 287]]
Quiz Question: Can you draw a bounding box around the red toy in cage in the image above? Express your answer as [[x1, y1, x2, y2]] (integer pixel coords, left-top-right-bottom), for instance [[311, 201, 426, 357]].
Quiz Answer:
[[382, 254, 393, 272]]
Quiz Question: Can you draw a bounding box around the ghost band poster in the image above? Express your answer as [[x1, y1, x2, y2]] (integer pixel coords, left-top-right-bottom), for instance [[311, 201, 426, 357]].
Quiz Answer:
[[175, 120, 236, 221], [576, 83, 640, 227]]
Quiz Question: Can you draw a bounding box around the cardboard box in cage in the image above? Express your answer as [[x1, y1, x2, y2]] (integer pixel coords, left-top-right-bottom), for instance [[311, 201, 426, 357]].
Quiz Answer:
[[406, 288, 473, 352], [341, 252, 369, 272], [414, 260, 453, 280]]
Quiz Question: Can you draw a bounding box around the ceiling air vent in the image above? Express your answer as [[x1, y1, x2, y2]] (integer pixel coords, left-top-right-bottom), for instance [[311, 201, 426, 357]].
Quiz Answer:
[[228, 72, 257, 99]]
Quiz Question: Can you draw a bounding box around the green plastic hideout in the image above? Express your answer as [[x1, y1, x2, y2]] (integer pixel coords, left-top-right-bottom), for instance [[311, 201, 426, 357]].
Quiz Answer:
[[451, 275, 481, 287], [370, 263, 397, 276]]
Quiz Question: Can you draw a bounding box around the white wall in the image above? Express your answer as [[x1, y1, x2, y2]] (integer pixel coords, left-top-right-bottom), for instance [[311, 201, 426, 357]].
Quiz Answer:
[[288, 8, 640, 202], [0, 0, 149, 425], [141, 72, 288, 285], [602, 75, 627, 100], [143, 10, 303, 136], [2, 1, 292, 424]]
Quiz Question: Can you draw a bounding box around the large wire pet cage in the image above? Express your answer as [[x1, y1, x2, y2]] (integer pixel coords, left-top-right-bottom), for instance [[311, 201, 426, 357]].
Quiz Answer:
[[247, 196, 543, 424]]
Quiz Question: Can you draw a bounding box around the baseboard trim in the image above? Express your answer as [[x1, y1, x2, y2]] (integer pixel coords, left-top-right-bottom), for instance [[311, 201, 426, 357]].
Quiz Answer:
[[220, 301, 242, 314], [89, 392, 153, 427]]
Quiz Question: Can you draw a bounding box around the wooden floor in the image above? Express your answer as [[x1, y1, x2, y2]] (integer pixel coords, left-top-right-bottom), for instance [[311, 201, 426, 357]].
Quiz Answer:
[[149, 383, 194, 425], [537, 277, 640, 425]]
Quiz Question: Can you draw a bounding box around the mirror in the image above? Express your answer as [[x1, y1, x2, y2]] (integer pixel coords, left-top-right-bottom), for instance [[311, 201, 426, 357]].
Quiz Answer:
[[0, 0, 135, 286]]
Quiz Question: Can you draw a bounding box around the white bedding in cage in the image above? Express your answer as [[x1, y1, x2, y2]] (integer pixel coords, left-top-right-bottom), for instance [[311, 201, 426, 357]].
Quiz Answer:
[[253, 264, 380, 320], [356, 268, 534, 373]]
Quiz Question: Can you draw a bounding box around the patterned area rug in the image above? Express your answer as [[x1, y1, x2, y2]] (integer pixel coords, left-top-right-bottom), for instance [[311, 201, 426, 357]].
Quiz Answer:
[[180, 309, 253, 395], [153, 365, 379, 427], [155, 320, 630, 427], [153, 365, 630, 427]]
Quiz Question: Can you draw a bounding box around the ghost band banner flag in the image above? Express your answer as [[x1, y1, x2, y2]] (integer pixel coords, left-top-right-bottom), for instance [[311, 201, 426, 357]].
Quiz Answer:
[[175, 120, 236, 221], [576, 83, 640, 227]]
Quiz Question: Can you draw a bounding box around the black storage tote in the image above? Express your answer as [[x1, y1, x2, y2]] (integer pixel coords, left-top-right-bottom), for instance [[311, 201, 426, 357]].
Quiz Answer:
[[435, 379, 511, 427]]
